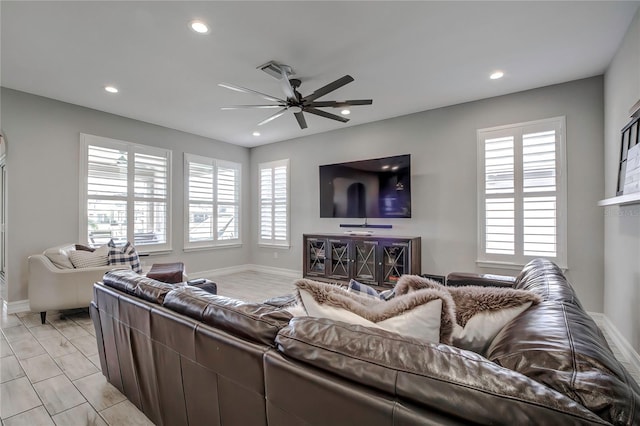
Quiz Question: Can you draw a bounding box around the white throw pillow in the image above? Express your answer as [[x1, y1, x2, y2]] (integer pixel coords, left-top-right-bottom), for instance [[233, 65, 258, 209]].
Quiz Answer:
[[43, 245, 75, 269], [451, 302, 532, 353], [297, 285, 446, 344], [375, 299, 442, 343], [68, 244, 109, 268], [299, 290, 380, 328]]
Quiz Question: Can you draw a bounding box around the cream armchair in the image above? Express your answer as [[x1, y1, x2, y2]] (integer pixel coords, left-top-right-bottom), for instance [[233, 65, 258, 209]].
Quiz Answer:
[[28, 244, 115, 324]]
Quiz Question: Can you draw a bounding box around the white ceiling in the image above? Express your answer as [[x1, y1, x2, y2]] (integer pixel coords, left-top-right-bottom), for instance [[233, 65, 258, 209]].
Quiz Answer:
[[2, 1, 638, 147]]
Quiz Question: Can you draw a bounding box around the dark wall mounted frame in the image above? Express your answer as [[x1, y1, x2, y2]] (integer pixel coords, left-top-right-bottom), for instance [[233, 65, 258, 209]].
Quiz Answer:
[[617, 115, 639, 196]]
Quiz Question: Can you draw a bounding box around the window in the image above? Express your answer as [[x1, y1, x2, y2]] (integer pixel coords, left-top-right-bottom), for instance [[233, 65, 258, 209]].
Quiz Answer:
[[184, 154, 241, 249], [477, 117, 567, 268], [259, 159, 289, 247], [80, 134, 171, 252]]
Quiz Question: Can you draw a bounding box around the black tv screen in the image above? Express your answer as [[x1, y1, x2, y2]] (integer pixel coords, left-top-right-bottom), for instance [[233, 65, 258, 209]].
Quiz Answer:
[[319, 154, 411, 218]]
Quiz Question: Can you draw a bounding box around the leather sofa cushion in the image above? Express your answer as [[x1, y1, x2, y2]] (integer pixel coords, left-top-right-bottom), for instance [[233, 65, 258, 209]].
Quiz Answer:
[[163, 286, 292, 347], [487, 259, 640, 425], [103, 269, 178, 304], [275, 317, 607, 425]]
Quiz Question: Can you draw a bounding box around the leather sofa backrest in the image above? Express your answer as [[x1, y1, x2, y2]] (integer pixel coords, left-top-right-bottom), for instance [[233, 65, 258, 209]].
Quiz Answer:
[[275, 317, 608, 425], [487, 258, 640, 425], [92, 282, 273, 426], [163, 286, 292, 347], [514, 258, 581, 306], [103, 269, 178, 304]]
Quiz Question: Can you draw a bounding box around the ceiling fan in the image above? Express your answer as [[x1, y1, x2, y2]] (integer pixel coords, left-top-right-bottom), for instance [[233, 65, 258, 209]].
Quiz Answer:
[[218, 61, 373, 130]]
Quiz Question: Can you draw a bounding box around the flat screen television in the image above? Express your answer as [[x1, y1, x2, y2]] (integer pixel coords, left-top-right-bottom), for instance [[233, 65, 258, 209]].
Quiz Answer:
[[319, 154, 411, 218]]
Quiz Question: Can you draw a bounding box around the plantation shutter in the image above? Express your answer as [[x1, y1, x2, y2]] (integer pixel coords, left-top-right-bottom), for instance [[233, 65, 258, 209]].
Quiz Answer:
[[477, 117, 566, 268], [185, 154, 241, 248], [187, 160, 215, 243], [522, 130, 557, 257], [81, 134, 172, 252], [216, 161, 240, 241], [133, 152, 168, 245], [259, 159, 289, 247], [484, 136, 515, 255]]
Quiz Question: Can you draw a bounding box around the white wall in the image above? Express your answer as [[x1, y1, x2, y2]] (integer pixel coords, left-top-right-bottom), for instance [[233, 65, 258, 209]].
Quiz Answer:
[[1, 88, 251, 304], [251, 77, 605, 311], [603, 8, 640, 352]]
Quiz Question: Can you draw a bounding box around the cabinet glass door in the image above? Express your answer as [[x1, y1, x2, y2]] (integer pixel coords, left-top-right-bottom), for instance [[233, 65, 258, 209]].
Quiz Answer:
[[382, 242, 408, 285], [306, 238, 326, 276], [328, 239, 350, 279], [353, 240, 378, 284]]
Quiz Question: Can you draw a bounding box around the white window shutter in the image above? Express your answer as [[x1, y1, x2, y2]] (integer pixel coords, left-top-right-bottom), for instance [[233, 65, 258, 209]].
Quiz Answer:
[[185, 154, 241, 248], [522, 130, 557, 257], [477, 117, 566, 268], [80, 134, 172, 252], [259, 159, 289, 247]]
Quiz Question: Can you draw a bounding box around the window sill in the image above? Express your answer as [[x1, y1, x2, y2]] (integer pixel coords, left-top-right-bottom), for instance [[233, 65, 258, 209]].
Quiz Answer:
[[183, 243, 242, 252], [476, 260, 525, 271], [258, 243, 291, 249], [476, 259, 568, 272], [138, 249, 173, 256]]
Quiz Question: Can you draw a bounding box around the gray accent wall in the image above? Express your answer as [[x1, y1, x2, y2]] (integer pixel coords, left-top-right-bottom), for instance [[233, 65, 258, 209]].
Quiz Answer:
[[604, 8, 640, 352], [251, 76, 605, 312], [1, 88, 251, 304]]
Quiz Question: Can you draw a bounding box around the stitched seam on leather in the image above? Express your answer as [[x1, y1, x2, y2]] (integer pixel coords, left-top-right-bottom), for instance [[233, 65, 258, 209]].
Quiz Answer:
[[560, 302, 582, 404], [277, 333, 608, 424]]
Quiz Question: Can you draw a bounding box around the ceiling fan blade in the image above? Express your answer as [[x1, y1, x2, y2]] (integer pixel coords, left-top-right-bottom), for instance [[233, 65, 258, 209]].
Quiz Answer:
[[278, 68, 297, 101], [294, 111, 307, 129], [218, 83, 285, 103], [304, 107, 349, 123], [220, 105, 284, 110], [302, 75, 355, 102], [258, 107, 288, 126], [308, 99, 373, 108]]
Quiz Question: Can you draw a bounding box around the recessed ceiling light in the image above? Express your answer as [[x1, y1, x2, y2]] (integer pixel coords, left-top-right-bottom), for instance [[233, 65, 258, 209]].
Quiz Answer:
[[104, 86, 118, 93], [490, 71, 504, 80], [252, 131, 261, 137], [190, 20, 209, 34], [341, 109, 351, 115]]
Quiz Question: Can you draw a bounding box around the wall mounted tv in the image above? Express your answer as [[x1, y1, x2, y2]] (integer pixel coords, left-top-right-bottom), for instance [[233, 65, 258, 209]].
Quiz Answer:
[[319, 154, 411, 218]]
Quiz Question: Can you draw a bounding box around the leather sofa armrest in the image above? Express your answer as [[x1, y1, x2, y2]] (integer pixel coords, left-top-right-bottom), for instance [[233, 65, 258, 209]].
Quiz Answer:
[[275, 317, 607, 425], [446, 272, 516, 287]]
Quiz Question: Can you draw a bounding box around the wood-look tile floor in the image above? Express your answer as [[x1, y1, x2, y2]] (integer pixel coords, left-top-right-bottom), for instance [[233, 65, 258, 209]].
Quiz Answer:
[[1, 270, 639, 425]]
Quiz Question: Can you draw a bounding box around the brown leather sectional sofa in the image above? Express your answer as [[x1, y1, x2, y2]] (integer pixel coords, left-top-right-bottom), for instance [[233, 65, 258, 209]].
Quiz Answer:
[[90, 259, 640, 425]]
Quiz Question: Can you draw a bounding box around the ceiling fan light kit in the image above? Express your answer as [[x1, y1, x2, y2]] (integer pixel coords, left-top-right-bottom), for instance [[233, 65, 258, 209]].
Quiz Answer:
[[220, 60, 373, 130]]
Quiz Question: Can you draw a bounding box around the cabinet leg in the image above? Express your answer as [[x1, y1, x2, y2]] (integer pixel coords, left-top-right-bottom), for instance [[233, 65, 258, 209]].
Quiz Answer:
[[40, 311, 46, 324]]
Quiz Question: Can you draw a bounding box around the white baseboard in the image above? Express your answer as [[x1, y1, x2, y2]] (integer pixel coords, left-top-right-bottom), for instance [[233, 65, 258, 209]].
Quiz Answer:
[[244, 264, 302, 279], [3, 299, 30, 315], [589, 312, 640, 375], [192, 263, 301, 280]]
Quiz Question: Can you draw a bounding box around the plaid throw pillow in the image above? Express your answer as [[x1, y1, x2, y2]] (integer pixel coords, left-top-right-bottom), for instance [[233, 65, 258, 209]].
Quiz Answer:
[[347, 279, 380, 300], [107, 240, 142, 273], [348, 279, 396, 301]]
